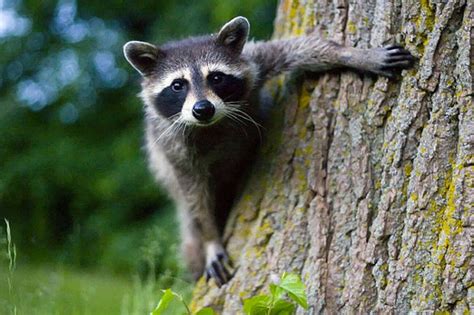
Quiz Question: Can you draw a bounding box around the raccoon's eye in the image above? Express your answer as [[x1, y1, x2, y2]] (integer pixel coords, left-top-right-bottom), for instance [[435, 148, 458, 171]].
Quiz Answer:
[[208, 72, 224, 85], [171, 79, 186, 92]]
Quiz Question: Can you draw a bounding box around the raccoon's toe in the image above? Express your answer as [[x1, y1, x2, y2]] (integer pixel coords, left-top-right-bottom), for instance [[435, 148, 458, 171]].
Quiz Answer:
[[205, 252, 233, 287], [204, 244, 234, 287], [378, 45, 416, 77]]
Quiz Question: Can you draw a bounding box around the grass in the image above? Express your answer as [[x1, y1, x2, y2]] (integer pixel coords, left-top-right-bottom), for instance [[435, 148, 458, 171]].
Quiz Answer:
[[1, 263, 131, 314], [0, 263, 193, 315], [0, 218, 193, 315]]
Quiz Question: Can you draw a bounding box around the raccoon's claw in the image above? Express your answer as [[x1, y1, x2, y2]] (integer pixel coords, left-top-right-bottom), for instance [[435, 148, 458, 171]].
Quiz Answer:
[[376, 45, 416, 78], [204, 244, 233, 287], [205, 252, 233, 287]]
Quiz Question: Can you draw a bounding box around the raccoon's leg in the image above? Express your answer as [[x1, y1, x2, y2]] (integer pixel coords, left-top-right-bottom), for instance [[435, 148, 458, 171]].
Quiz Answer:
[[183, 185, 232, 287], [177, 206, 205, 280], [244, 37, 414, 81], [180, 212, 233, 286], [199, 211, 233, 287]]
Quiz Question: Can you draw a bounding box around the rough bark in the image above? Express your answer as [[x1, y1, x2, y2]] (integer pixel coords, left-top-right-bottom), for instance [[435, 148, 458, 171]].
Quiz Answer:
[[191, 0, 473, 313]]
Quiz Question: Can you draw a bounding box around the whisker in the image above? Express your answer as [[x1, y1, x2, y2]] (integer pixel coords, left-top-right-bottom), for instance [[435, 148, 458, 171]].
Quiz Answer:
[[226, 106, 264, 129], [225, 101, 249, 107], [223, 106, 263, 142], [181, 121, 188, 138], [221, 109, 249, 137], [153, 117, 182, 145]]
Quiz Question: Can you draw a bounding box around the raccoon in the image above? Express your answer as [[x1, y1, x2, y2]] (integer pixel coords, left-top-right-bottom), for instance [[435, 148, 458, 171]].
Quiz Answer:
[[123, 16, 414, 287]]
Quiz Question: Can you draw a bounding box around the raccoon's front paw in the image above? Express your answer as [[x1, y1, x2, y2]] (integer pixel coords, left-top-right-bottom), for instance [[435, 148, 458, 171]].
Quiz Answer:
[[372, 45, 415, 78], [204, 241, 233, 287]]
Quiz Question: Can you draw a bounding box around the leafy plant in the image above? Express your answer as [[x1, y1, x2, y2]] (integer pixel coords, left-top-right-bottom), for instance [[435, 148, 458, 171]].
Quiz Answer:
[[151, 273, 308, 315], [243, 272, 308, 315], [151, 288, 215, 315]]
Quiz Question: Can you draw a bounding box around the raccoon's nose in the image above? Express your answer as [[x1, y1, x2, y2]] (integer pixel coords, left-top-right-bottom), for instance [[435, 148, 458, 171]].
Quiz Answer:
[[192, 100, 215, 122]]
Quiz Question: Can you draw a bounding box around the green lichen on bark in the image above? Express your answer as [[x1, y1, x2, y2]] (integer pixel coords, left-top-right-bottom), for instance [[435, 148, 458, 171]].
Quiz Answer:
[[191, 0, 473, 313]]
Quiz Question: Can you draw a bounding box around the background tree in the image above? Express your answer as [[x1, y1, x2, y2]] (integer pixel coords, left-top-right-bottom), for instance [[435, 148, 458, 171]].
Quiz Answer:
[[191, 0, 473, 313]]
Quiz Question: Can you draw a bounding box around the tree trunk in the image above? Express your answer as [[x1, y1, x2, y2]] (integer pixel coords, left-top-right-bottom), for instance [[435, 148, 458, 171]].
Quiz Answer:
[[191, 0, 473, 313]]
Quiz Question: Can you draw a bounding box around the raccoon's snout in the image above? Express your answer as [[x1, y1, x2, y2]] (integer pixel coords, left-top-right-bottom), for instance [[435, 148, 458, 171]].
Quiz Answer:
[[192, 100, 215, 122]]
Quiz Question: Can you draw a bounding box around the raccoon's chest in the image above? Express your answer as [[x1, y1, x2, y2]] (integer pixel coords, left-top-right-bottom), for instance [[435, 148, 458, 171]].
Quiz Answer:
[[192, 129, 249, 165], [187, 124, 258, 173]]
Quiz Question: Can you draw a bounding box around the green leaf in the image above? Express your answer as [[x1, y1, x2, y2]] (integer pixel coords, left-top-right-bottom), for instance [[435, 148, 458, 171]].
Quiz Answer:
[[243, 295, 271, 315], [195, 307, 216, 315], [169, 291, 192, 314], [277, 273, 308, 310], [269, 283, 284, 301], [151, 289, 176, 315], [270, 300, 295, 315]]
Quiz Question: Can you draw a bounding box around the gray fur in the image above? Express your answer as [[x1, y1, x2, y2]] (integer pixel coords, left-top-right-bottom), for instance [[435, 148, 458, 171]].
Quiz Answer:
[[123, 16, 414, 286]]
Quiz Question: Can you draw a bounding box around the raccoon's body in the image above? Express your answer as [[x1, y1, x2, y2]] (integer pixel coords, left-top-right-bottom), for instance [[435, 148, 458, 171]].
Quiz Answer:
[[123, 16, 414, 286]]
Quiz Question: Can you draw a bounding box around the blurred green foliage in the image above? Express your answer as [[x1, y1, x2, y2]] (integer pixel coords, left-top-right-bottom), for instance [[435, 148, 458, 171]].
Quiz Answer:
[[0, 0, 275, 277]]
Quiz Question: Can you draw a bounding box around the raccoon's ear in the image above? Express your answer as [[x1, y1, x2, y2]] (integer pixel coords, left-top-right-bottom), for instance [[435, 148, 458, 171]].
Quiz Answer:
[[123, 41, 163, 76], [216, 16, 250, 54]]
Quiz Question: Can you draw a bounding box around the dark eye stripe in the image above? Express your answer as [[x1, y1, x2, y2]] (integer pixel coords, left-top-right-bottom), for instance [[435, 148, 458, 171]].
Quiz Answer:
[[208, 73, 246, 102], [154, 85, 187, 118]]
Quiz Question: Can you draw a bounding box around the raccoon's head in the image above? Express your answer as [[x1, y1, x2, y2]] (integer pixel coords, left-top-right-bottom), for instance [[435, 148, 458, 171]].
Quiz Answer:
[[123, 16, 257, 127]]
